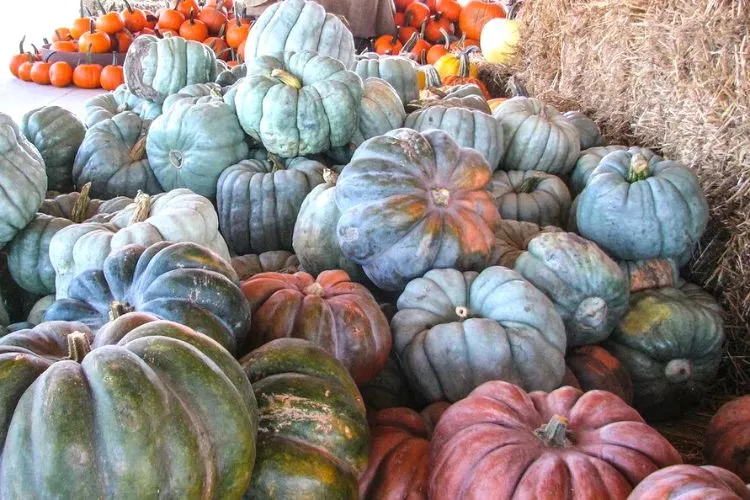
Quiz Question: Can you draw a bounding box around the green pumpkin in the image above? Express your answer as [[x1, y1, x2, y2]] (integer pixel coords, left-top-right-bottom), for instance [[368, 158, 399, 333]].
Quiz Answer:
[[335, 128, 499, 291], [73, 111, 163, 199], [231, 251, 300, 281], [392, 266, 567, 402], [227, 51, 363, 158], [217, 154, 325, 255], [491, 170, 572, 226], [0, 112, 47, 249], [605, 281, 723, 421], [576, 149, 709, 261], [568, 145, 636, 196], [146, 100, 248, 199], [355, 53, 418, 105], [491, 219, 562, 268], [514, 231, 630, 347], [0, 317, 257, 498], [83, 84, 162, 128], [124, 34, 218, 104], [241, 338, 369, 499], [493, 97, 581, 174], [162, 82, 225, 113], [563, 111, 605, 150], [20, 106, 85, 192], [245, 0, 356, 69], [216, 63, 246, 89]]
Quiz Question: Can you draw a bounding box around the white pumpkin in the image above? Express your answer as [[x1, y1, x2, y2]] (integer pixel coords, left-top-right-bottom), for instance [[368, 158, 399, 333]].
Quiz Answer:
[[481, 18, 522, 65]]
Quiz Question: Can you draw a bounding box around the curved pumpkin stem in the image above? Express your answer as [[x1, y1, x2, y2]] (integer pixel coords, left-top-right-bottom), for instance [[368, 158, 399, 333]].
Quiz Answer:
[[268, 153, 286, 172], [129, 136, 147, 162], [71, 182, 93, 223], [271, 69, 302, 89], [627, 154, 650, 182], [400, 32, 419, 55], [535, 415, 570, 448], [66, 331, 92, 363], [517, 175, 542, 193], [128, 191, 152, 225], [108, 300, 134, 321]]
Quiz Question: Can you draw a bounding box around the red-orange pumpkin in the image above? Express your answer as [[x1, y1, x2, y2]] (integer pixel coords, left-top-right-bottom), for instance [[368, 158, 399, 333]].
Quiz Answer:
[[705, 396, 750, 483], [629, 465, 750, 500], [565, 345, 633, 404], [458, 0, 505, 41]]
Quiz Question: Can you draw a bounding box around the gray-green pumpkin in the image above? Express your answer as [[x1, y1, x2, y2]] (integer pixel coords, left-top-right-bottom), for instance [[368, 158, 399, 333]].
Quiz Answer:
[[406, 84, 490, 114], [491, 170, 571, 226], [355, 53, 418, 105], [0, 112, 47, 249], [514, 231, 630, 347], [216, 63, 246, 89], [576, 149, 709, 261], [231, 251, 300, 281], [216, 154, 325, 255], [569, 145, 639, 196], [124, 34, 218, 104], [605, 281, 724, 421], [162, 82, 225, 113], [493, 97, 581, 174], [146, 100, 248, 199], [491, 219, 562, 268], [20, 106, 85, 192], [83, 84, 162, 128], [563, 111, 605, 150], [73, 111, 162, 199]]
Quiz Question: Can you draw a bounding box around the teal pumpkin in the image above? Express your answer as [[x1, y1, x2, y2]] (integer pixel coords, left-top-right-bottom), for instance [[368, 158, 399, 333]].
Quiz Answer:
[[409, 84, 490, 113], [491, 219, 562, 268], [563, 111, 605, 150], [569, 145, 642, 196], [491, 170, 571, 226], [216, 63, 246, 89], [162, 82, 225, 113], [605, 281, 724, 420], [20, 106, 85, 192], [231, 251, 300, 281], [514, 231, 630, 346], [355, 53, 418, 105], [146, 100, 248, 199], [576, 149, 709, 261], [618, 257, 680, 292], [83, 84, 162, 127]]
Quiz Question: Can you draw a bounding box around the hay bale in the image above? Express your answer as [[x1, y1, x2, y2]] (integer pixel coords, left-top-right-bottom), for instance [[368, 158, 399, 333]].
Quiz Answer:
[[516, 0, 750, 394]]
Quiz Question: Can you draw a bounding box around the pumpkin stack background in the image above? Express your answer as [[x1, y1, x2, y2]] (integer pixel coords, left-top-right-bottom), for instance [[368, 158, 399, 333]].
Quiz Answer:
[[0, 0, 748, 498]]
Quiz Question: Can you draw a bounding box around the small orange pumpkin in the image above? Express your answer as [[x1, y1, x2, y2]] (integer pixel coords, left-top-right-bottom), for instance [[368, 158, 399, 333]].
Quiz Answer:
[[100, 52, 124, 90], [122, 0, 148, 32], [17, 61, 34, 82], [404, 2, 431, 28], [30, 54, 56, 85], [157, 5, 186, 31], [458, 0, 505, 41], [49, 61, 74, 87], [179, 9, 209, 41], [79, 19, 112, 53], [9, 36, 34, 77], [226, 14, 250, 49], [373, 34, 403, 55], [198, 0, 228, 35], [73, 49, 102, 89], [436, 0, 461, 22], [52, 28, 73, 42]]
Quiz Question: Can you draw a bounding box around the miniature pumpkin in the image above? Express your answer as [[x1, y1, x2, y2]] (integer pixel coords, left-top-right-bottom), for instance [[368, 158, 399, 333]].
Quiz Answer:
[[629, 465, 750, 500], [230, 251, 299, 281], [564, 345, 633, 404], [99, 53, 124, 91], [9, 36, 34, 78], [355, 52, 419, 105], [706, 396, 750, 483], [49, 61, 74, 88], [72, 56, 102, 89], [490, 170, 572, 226]]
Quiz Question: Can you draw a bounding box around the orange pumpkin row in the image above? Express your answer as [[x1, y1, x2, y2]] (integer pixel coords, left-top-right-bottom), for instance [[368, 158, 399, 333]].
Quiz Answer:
[[14, 52, 123, 91], [393, 0, 505, 43]]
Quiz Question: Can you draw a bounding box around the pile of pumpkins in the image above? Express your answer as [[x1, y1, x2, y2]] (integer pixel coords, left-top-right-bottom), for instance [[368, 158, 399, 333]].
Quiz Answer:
[[0, 0, 747, 497]]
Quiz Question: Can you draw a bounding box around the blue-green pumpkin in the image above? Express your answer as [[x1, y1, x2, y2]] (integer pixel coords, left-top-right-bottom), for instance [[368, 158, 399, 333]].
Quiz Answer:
[[490, 170, 571, 226], [216, 63, 246, 89], [355, 53, 418, 105], [563, 111, 605, 150], [83, 84, 162, 128], [568, 145, 645, 196], [162, 82, 225, 113]]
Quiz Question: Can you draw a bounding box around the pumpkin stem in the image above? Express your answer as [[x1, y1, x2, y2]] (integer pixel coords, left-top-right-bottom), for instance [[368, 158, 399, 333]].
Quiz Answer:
[[401, 32, 419, 55], [271, 69, 302, 89], [573, 297, 608, 332], [169, 149, 183, 169], [664, 359, 693, 383], [323, 168, 338, 185], [129, 136, 147, 162], [108, 300, 133, 321], [517, 176, 542, 193], [535, 415, 570, 448], [423, 65, 443, 89], [268, 153, 286, 172], [303, 282, 325, 297], [439, 27, 451, 47], [431, 188, 450, 207], [128, 191, 152, 225], [66, 331, 92, 363], [18, 35, 26, 55], [70, 182, 93, 223], [627, 154, 650, 182], [455, 306, 472, 320]]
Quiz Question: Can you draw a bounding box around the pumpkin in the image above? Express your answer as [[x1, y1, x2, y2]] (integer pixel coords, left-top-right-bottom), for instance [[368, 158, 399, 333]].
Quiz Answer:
[[563, 110, 605, 150], [576, 149, 709, 261], [335, 128, 499, 291], [83, 84, 162, 127], [78, 21, 112, 54], [706, 396, 750, 483], [227, 51, 363, 158], [20, 106, 85, 192], [359, 351, 420, 412], [409, 83, 490, 113], [124, 34, 217, 103], [433, 47, 479, 83], [494, 97, 581, 174], [49, 61, 74, 88], [491, 219, 562, 268], [179, 9, 209, 41], [215, 62, 246, 89], [405, 2, 431, 28], [354, 52, 419, 105], [564, 345, 633, 404], [480, 17, 521, 65], [99, 57, 125, 91], [216, 154, 325, 255], [429, 381, 682, 499], [404, 104, 504, 170], [567, 145, 628, 196], [240, 338, 369, 499], [162, 82, 225, 112], [490, 170, 572, 226], [73, 111, 162, 199], [440, 54, 491, 100], [123, 0, 148, 32], [392, 266, 567, 402], [629, 465, 750, 500], [240, 270, 391, 382], [231, 251, 299, 281], [514, 231, 629, 346], [459, 0, 505, 41], [146, 100, 248, 199], [373, 34, 403, 55], [619, 257, 680, 292], [0, 112, 47, 249], [244, 0, 356, 70], [0, 318, 257, 498], [9, 36, 34, 78], [605, 281, 724, 420]]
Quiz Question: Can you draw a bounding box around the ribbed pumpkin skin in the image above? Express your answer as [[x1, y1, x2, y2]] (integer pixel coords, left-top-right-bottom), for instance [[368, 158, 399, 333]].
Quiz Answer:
[[706, 396, 750, 483], [240, 270, 391, 383], [392, 267, 567, 403], [124, 34, 218, 104], [490, 220, 561, 268], [83, 84, 162, 127], [605, 282, 724, 421], [355, 53, 419, 105], [216, 64, 246, 89], [0, 318, 258, 498], [514, 232, 629, 347], [73, 111, 163, 199], [629, 465, 750, 500], [568, 145, 628, 196], [241, 338, 369, 499], [563, 111, 605, 150], [231, 251, 299, 281], [245, 0, 356, 70], [216, 156, 325, 255], [162, 82, 225, 113], [576, 149, 709, 261], [0, 112, 47, 248], [618, 257, 679, 292], [146, 100, 248, 199], [565, 345, 633, 404], [21, 106, 85, 192], [404, 105, 504, 170], [491, 170, 571, 226], [359, 352, 419, 412], [335, 128, 499, 291], [44, 241, 250, 355], [493, 97, 581, 174], [429, 381, 683, 500]]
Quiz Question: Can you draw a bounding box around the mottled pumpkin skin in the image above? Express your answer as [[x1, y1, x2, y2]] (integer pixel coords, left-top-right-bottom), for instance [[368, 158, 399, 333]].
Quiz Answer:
[[240, 270, 391, 383], [563, 111, 605, 150], [576, 149, 709, 261], [44, 241, 250, 355], [493, 97, 581, 174], [83, 84, 163, 127], [490, 220, 562, 268], [619, 257, 680, 292], [21, 106, 85, 192], [565, 345, 633, 404], [605, 282, 723, 421], [0, 319, 258, 498], [231, 251, 299, 281], [245, 0, 356, 70], [355, 53, 419, 105], [706, 396, 750, 483], [392, 267, 567, 403], [514, 232, 629, 346], [217, 156, 325, 255], [162, 82, 225, 113], [429, 381, 682, 499], [629, 465, 750, 500], [491, 170, 572, 226], [567, 145, 628, 196], [241, 338, 369, 499], [335, 128, 499, 291]]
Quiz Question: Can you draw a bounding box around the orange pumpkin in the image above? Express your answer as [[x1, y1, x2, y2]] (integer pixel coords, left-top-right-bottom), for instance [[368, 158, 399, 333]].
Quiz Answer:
[[424, 0, 438, 12], [204, 35, 230, 61], [458, 0, 505, 41], [436, 0, 462, 22], [402, 30, 432, 60], [442, 49, 491, 98], [198, 1, 227, 35], [79, 20, 112, 53], [373, 34, 403, 55], [122, 0, 148, 32], [52, 28, 73, 42], [426, 31, 450, 64], [96, 10, 125, 34], [49, 61, 74, 87], [424, 13, 454, 43], [144, 12, 158, 29], [398, 25, 418, 44], [405, 2, 431, 28], [158, 6, 186, 31], [71, 17, 92, 39], [226, 17, 250, 49], [9, 36, 34, 77], [100, 53, 124, 90], [17, 61, 34, 82], [175, 0, 200, 17], [395, 0, 415, 11], [394, 12, 406, 26], [111, 30, 134, 52], [73, 50, 102, 89], [30, 55, 55, 85]]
